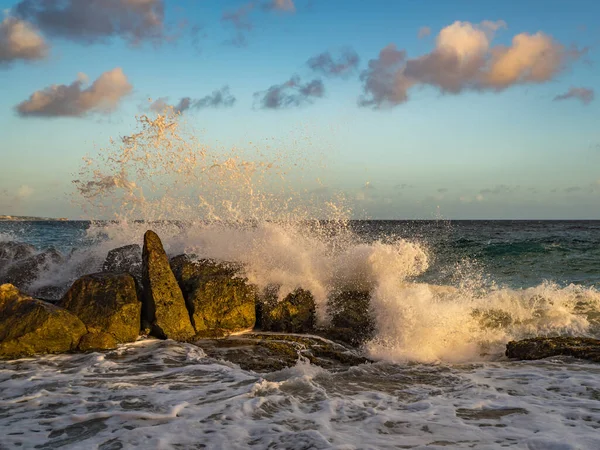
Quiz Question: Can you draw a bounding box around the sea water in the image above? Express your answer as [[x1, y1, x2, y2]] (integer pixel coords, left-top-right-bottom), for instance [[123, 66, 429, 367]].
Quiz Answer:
[[1, 219, 600, 449]]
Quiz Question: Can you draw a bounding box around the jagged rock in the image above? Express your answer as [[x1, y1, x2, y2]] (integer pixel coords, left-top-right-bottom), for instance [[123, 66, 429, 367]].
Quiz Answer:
[[141, 231, 195, 341], [3, 248, 63, 290], [78, 332, 119, 352], [0, 241, 36, 274], [506, 337, 600, 363], [59, 272, 141, 344], [170, 255, 240, 296], [196, 333, 371, 372], [326, 290, 375, 346], [103, 244, 142, 281], [259, 287, 316, 333], [170, 255, 254, 333], [0, 284, 86, 359]]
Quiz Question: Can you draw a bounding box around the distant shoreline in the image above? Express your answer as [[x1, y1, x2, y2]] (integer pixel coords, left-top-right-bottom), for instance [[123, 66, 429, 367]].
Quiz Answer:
[[0, 215, 69, 222]]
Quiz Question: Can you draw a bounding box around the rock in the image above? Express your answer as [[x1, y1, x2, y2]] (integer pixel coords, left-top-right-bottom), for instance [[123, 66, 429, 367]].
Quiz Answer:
[[3, 248, 63, 290], [59, 272, 141, 344], [196, 332, 371, 372], [506, 337, 600, 363], [326, 291, 375, 346], [102, 244, 142, 281], [259, 287, 316, 333], [0, 284, 86, 359], [78, 332, 119, 352], [170, 255, 254, 333], [0, 241, 36, 274], [187, 274, 256, 333], [141, 230, 195, 341], [170, 254, 241, 297]]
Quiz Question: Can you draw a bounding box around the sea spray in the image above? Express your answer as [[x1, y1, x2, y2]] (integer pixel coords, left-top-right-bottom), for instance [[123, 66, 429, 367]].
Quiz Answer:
[[6, 112, 599, 363]]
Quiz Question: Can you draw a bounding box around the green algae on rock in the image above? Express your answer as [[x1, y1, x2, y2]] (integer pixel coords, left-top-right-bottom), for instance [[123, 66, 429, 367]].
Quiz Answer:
[[78, 331, 119, 352], [259, 287, 316, 333], [141, 231, 195, 341], [327, 290, 375, 346], [0, 284, 86, 359], [59, 272, 141, 345]]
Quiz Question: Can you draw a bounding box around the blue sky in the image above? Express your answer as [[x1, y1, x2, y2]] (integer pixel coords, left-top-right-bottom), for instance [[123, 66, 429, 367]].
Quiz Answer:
[[0, 0, 599, 219]]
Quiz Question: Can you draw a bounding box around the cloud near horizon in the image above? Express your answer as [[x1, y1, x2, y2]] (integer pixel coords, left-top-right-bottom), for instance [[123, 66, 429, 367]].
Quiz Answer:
[[149, 86, 236, 113], [14, 0, 168, 45], [307, 49, 360, 77], [254, 76, 324, 109], [360, 20, 583, 108], [553, 86, 594, 105], [16, 68, 132, 117], [0, 15, 49, 65]]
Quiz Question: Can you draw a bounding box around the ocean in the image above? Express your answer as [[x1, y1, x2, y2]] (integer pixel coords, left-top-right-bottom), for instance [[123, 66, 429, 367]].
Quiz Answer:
[[1, 219, 600, 449]]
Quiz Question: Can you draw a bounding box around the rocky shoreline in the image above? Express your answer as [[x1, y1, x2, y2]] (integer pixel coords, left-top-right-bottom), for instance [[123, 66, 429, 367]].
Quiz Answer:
[[1, 230, 599, 369]]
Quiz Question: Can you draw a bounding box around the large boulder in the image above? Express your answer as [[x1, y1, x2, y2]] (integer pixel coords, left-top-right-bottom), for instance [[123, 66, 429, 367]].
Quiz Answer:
[[171, 255, 255, 333], [0, 284, 86, 359], [0, 241, 36, 275], [59, 272, 141, 347], [3, 248, 63, 290], [326, 290, 375, 346], [102, 244, 142, 281], [506, 337, 600, 363], [259, 287, 315, 333], [141, 231, 195, 341]]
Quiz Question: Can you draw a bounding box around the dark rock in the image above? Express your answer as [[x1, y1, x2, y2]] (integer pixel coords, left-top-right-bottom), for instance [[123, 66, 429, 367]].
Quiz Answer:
[[0, 284, 86, 359], [506, 336, 600, 363], [326, 290, 375, 346], [141, 230, 195, 341], [59, 272, 141, 344], [79, 332, 118, 351], [102, 244, 142, 281], [259, 287, 316, 333], [196, 332, 371, 372], [0, 241, 36, 275], [3, 248, 63, 290]]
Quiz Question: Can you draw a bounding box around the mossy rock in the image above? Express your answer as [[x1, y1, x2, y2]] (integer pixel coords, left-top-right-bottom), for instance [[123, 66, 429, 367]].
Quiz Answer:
[[259, 287, 316, 333], [170, 254, 242, 296], [188, 276, 257, 332], [59, 272, 141, 344], [506, 336, 600, 362], [326, 290, 375, 346], [141, 231, 195, 341], [0, 284, 86, 359], [79, 332, 118, 351]]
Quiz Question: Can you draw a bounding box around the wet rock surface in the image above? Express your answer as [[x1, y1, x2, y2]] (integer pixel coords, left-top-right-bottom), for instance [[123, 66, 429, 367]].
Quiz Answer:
[[196, 332, 372, 372], [102, 244, 142, 281], [141, 231, 195, 341], [171, 255, 255, 333], [0, 284, 86, 359], [327, 290, 375, 346], [506, 336, 600, 362], [259, 287, 316, 333], [0, 241, 36, 274], [59, 272, 141, 344], [2, 248, 63, 290]]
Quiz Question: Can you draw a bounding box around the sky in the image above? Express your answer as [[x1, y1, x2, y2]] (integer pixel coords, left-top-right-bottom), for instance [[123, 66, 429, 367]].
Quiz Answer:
[[0, 0, 599, 219]]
